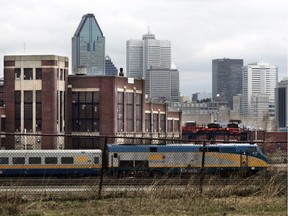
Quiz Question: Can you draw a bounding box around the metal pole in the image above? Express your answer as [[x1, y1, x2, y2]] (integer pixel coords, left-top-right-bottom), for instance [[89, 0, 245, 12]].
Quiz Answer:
[[98, 137, 108, 199], [199, 141, 206, 194]]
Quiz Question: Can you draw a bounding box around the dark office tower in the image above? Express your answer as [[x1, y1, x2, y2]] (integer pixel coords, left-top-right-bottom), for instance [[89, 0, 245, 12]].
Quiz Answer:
[[275, 78, 288, 130], [212, 58, 243, 108], [105, 55, 118, 76], [72, 13, 105, 75]]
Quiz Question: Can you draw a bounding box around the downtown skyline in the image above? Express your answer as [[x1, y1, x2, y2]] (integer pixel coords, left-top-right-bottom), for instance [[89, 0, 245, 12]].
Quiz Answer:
[[0, 0, 286, 96]]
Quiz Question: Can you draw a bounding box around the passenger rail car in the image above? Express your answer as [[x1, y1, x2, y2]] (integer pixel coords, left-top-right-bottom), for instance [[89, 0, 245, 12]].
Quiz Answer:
[[107, 144, 268, 177], [0, 150, 102, 176]]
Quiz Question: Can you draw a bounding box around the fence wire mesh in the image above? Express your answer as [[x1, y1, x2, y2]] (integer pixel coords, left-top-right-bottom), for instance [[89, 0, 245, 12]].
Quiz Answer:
[[0, 133, 286, 200]]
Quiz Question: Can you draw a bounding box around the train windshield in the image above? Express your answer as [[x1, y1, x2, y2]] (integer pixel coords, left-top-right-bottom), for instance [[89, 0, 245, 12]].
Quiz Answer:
[[247, 147, 257, 154]]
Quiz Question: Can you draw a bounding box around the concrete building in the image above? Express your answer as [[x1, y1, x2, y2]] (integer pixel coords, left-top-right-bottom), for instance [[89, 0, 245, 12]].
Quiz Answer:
[[146, 66, 179, 102], [242, 61, 278, 119], [212, 58, 243, 109], [230, 94, 242, 120], [275, 78, 288, 131], [72, 13, 105, 75], [168, 100, 229, 126], [3, 55, 68, 149], [250, 93, 270, 128]]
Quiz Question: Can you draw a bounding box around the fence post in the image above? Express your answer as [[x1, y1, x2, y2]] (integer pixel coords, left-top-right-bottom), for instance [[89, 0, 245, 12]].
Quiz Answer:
[[199, 141, 206, 194], [98, 137, 108, 199]]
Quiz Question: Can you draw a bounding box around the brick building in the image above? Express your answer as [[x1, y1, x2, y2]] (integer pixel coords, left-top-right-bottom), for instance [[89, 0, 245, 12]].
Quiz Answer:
[[2, 55, 181, 149], [3, 55, 68, 149]]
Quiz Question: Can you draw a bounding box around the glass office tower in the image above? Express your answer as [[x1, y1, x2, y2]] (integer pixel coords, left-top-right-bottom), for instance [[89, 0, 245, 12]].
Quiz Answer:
[[72, 14, 105, 75]]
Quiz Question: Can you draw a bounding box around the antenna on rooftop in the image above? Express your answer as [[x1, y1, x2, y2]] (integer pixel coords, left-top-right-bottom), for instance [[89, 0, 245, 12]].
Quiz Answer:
[[23, 42, 26, 54], [148, 26, 150, 34]]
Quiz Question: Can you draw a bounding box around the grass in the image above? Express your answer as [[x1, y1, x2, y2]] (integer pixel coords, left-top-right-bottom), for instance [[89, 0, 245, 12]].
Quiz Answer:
[[1, 195, 285, 215], [0, 171, 286, 215]]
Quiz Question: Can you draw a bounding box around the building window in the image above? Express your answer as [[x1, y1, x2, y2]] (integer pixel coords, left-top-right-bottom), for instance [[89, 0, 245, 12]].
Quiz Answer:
[[72, 91, 100, 132], [117, 92, 124, 132], [24, 68, 33, 80], [167, 120, 173, 132], [36, 68, 42, 80], [15, 68, 21, 79], [24, 91, 33, 131], [58, 91, 65, 132], [145, 113, 151, 132], [126, 93, 134, 132], [136, 94, 142, 132], [174, 120, 179, 132], [160, 114, 166, 132], [15, 91, 21, 132], [1, 117, 5, 132], [153, 113, 158, 132], [36, 91, 42, 131]]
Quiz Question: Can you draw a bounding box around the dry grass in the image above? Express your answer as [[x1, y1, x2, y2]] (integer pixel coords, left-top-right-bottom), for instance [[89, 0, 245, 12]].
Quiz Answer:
[[0, 172, 286, 215]]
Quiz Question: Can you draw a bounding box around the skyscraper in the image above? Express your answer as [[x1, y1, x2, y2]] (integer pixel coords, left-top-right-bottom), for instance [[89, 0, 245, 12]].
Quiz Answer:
[[105, 55, 118, 76], [242, 61, 278, 119], [126, 32, 171, 79], [212, 58, 243, 109], [72, 14, 105, 75], [275, 78, 288, 130], [127, 32, 178, 102]]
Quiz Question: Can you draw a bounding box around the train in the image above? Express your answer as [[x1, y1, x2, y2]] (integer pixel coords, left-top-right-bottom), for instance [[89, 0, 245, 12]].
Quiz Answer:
[[0, 149, 102, 176], [182, 121, 249, 141], [0, 143, 268, 177]]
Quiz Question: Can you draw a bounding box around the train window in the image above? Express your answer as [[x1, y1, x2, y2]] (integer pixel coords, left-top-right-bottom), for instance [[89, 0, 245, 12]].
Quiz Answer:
[[221, 147, 236, 153], [12, 157, 25, 164], [61, 157, 74, 164], [0, 157, 8, 164], [113, 153, 118, 158], [94, 157, 99, 164], [149, 147, 157, 152], [247, 147, 257, 154], [207, 147, 219, 152], [45, 157, 58, 164], [29, 157, 41, 164]]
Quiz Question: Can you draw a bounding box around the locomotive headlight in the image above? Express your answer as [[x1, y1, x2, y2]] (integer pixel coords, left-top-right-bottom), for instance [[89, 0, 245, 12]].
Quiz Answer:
[[251, 167, 255, 170]]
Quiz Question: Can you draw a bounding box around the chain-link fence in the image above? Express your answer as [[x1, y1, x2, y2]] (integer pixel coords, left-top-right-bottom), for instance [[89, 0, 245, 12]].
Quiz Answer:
[[0, 133, 286, 200]]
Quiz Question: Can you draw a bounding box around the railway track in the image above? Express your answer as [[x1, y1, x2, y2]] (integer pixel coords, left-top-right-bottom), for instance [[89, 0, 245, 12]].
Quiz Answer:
[[0, 176, 274, 187]]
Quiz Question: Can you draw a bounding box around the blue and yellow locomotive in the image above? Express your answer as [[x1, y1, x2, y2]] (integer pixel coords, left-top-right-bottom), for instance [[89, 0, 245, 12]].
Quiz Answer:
[[107, 143, 268, 177]]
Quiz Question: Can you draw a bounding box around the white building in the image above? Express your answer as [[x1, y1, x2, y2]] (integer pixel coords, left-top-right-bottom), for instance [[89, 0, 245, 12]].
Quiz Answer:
[[127, 32, 179, 102], [250, 93, 270, 124], [242, 61, 278, 119], [230, 94, 242, 120], [127, 32, 171, 79]]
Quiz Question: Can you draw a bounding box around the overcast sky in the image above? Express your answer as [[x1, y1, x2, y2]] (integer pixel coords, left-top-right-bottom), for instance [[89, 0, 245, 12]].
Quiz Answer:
[[0, 0, 287, 96]]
